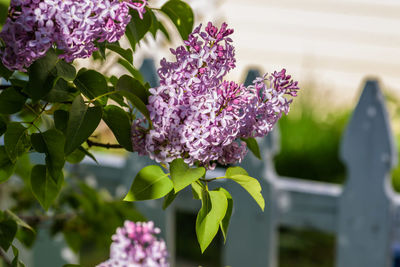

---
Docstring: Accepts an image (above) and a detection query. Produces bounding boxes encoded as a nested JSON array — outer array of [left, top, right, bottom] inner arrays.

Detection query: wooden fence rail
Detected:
[[25, 60, 400, 266]]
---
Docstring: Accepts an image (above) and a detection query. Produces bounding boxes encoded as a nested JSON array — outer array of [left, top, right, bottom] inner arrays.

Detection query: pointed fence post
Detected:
[[223, 69, 279, 267], [336, 80, 398, 267]]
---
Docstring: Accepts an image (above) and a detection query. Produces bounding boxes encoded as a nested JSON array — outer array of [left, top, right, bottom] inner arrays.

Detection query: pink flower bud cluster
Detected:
[[97, 221, 169, 267], [132, 22, 300, 169], [0, 0, 147, 71]]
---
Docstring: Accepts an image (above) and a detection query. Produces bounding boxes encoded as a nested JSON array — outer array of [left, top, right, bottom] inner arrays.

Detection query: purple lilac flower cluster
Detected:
[[97, 221, 169, 267], [131, 22, 300, 169], [0, 0, 147, 71]]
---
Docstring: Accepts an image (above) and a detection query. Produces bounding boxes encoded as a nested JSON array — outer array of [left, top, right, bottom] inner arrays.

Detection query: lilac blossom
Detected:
[[131, 22, 300, 169], [0, 0, 148, 71], [97, 221, 169, 267]]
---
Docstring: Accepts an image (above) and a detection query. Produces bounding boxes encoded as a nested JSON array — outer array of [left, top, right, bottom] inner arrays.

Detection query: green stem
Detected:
[[88, 91, 119, 103], [200, 176, 225, 183], [0, 248, 12, 267]]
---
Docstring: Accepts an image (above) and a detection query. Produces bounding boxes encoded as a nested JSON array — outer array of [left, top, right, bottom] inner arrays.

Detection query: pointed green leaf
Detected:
[[117, 90, 150, 122], [43, 129, 65, 179], [162, 189, 177, 210], [32, 129, 65, 181], [218, 188, 233, 243], [0, 219, 17, 250], [103, 105, 133, 151], [161, 0, 194, 40], [4, 122, 30, 162], [117, 75, 148, 104], [117, 58, 145, 83], [0, 146, 16, 183], [74, 70, 109, 105], [78, 146, 98, 164], [226, 166, 248, 176], [64, 95, 103, 155], [196, 189, 228, 253], [0, 116, 6, 136], [30, 164, 63, 210], [241, 137, 261, 159], [0, 87, 27, 114], [170, 158, 205, 193], [225, 167, 265, 211], [106, 43, 133, 63], [55, 60, 76, 81], [124, 165, 173, 201], [44, 78, 77, 103], [11, 245, 26, 267], [125, 8, 152, 51], [5, 210, 34, 233], [65, 148, 85, 164], [191, 180, 203, 200], [0, 59, 13, 80], [26, 49, 58, 101], [148, 9, 159, 38], [54, 110, 69, 133]]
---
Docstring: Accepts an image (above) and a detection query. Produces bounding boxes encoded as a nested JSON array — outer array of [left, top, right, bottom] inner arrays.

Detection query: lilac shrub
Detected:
[[97, 221, 169, 267], [0, 0, 147, 71], [131, 22, 299, 169]]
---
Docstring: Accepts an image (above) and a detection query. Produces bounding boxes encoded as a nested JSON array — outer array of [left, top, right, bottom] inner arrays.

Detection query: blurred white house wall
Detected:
[[217, 0, 400, 106]]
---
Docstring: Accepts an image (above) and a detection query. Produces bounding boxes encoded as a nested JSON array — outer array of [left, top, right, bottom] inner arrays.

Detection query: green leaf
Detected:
[[148, 9, 159, 38], [218, 188, 233, 243], [74, 70, 109, 105], [4, 122, 30, 162], [0, 146, 16, 183], [32, 129, 65, 181], [117, 75, 148, 104], [30, 164, 63, 211], [64, 95, 103, 155], [26, 49, 58, 101], [225, 167, 265, 211], [125, 8, 152, 51], [0, 87, 27, 114], [55, 60, 76, 81], [241, 137, 262, 159], [0, 219, 17, 250], [117, 90, 150, 122], [161, 0, 194, 40], [44, 78, 77, 103], [158, 21, 171, 41], [5, 210, 34, 233], [106, 43, 133, 63], [0, 116, 6, 136], [170, 158, 205, 193], [124, 165, 173, 201], [117, 58, 145, 83], [11, 245, 26, 267], [54, 110, 69, 133], [191, 180, 203, 200], [196, 189, 228, 253], [0, 59, 13, 80], [78, 146, 98, 164], [65, 148, 85, 164], [162, 190, 177, 210], [103, 105, 133, 151]]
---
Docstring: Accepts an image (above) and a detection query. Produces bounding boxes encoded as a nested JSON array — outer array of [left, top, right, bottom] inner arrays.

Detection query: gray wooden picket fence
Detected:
[[30, 60, 400, 267]]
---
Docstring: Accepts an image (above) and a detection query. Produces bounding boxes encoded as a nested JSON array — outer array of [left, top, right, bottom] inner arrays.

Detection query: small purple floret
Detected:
[[97, 221, 169, 267]]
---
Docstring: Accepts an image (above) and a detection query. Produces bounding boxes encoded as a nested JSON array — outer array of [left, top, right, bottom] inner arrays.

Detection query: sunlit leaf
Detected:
[[161, 0, 194, 40], [124, 165, 173, 201], [170, 158, 205, 193]]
